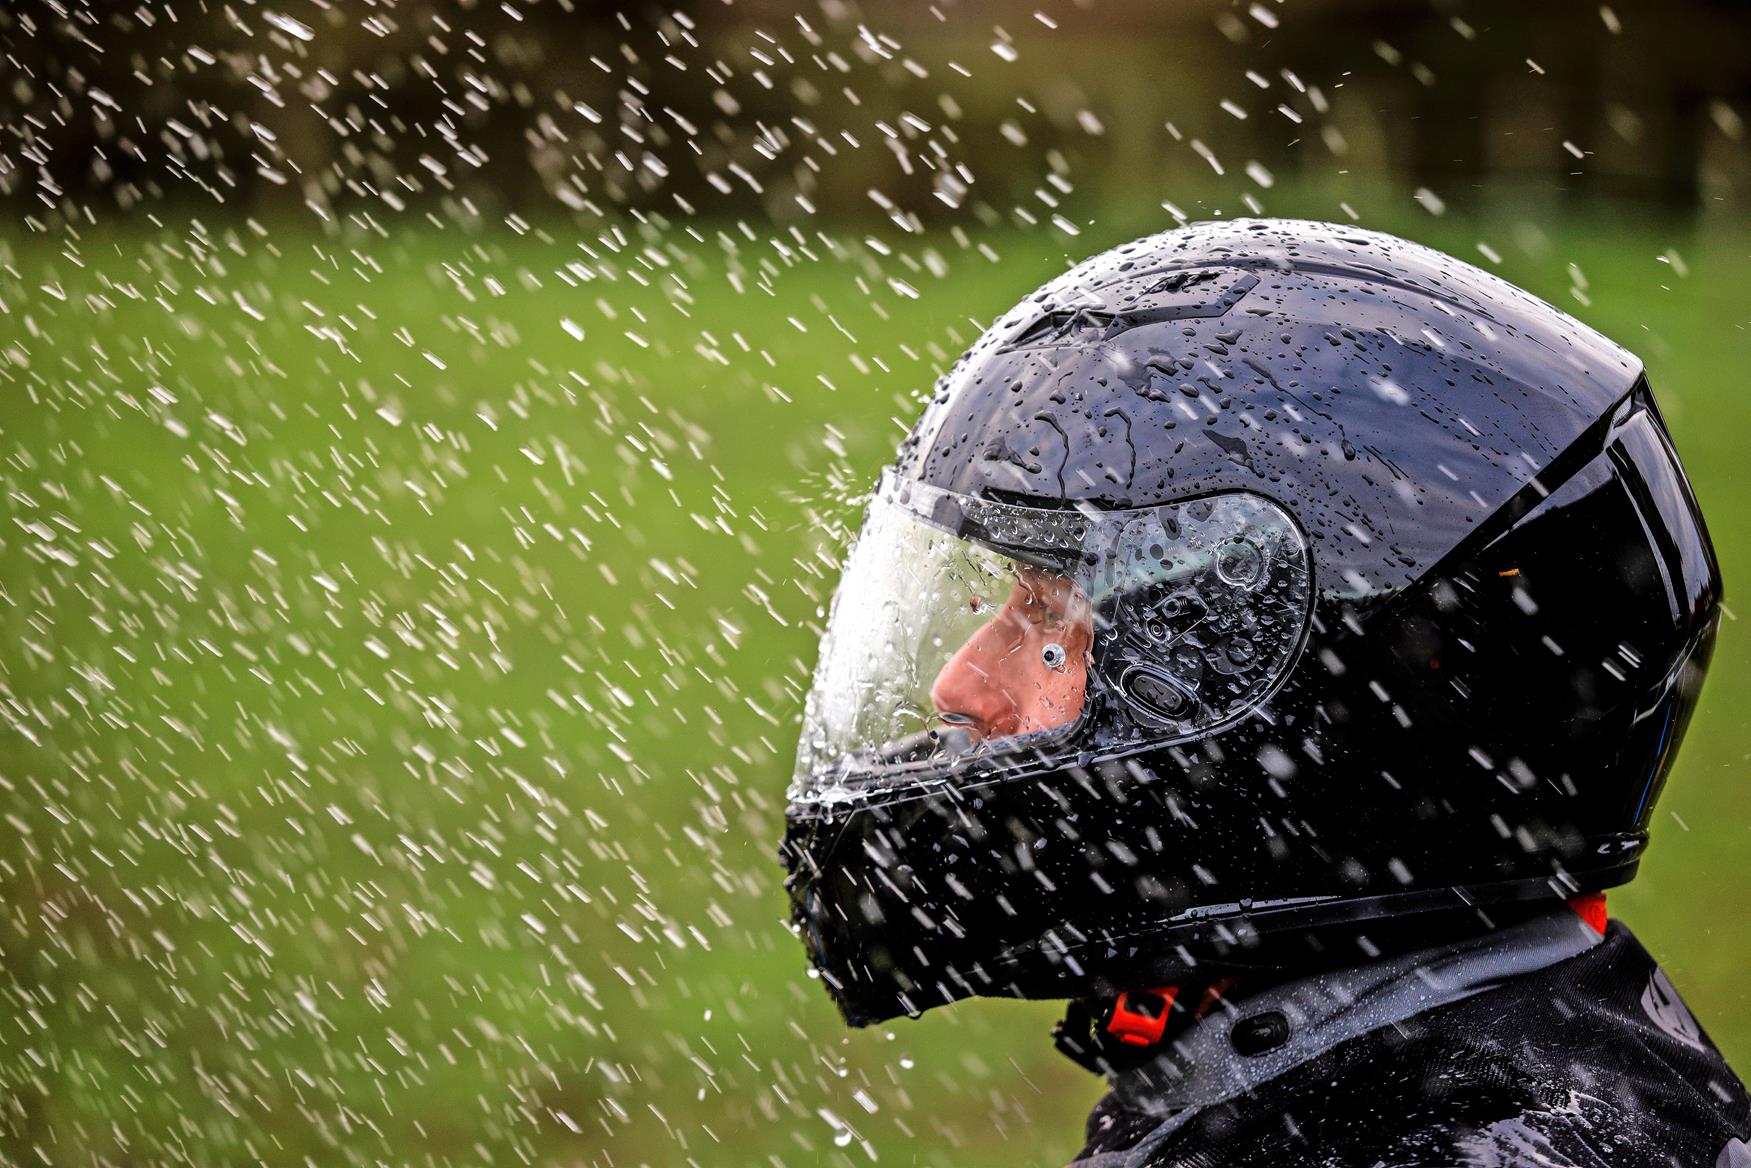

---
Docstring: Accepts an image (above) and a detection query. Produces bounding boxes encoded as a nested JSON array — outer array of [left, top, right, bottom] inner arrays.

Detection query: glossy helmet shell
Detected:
[[781, 218, 1721, 1026]]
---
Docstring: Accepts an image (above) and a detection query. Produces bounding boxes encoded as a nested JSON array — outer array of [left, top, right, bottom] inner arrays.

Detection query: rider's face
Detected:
[[930, 564, 1094, 744]]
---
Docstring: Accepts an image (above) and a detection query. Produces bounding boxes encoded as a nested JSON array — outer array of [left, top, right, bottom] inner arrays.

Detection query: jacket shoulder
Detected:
[[1369, 1109, 1715, 1168], [1352, 924, 1751, 1168], [1116, 925, 1750, 1168]]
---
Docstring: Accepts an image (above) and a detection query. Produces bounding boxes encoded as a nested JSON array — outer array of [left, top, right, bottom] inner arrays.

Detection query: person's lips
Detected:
[[937, 709, 985, 742]]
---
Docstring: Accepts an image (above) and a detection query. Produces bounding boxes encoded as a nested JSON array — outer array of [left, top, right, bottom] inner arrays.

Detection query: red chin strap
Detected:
[[1568, 891, 1608, 935], [1104, 979, 1236, 1049]]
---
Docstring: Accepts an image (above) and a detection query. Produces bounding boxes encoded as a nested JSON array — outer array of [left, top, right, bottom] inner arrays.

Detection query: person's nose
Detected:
[[930, 619, 1021, 737]]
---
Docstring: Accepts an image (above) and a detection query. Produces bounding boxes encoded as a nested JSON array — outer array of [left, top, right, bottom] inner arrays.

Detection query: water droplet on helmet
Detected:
[[1216, 538, 1265, 587]]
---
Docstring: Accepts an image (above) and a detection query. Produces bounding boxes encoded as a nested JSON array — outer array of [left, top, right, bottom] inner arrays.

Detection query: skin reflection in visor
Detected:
[[930, 563, 1094, 746]]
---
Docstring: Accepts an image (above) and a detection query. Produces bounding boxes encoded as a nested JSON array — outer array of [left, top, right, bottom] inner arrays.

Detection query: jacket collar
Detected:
[[1110, 908, 1604, 1120]]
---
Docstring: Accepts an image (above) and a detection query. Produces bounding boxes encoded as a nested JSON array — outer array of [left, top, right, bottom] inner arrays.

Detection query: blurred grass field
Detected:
[[1, 194, 1748, 1166]]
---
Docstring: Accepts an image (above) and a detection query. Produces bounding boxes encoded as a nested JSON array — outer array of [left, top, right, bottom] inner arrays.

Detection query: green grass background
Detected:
[[1, 191, 1748, 1165]]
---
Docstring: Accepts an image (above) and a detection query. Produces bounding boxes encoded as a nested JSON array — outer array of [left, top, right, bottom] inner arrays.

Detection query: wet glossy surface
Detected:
[[782, 220, 1721, 1027]]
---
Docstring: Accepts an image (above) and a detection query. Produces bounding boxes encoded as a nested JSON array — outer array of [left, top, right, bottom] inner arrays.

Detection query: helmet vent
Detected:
[[1006, 267, 1258, 349]]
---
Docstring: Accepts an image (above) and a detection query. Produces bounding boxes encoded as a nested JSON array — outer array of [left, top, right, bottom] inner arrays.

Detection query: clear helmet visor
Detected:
[[792, 474, 1312, 804]]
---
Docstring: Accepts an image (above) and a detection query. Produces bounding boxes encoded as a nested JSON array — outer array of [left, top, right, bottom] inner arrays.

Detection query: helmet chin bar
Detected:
[[780, 219, 1721, 1027]]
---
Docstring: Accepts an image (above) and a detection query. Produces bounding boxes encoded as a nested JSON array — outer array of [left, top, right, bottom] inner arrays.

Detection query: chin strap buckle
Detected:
[[1105, 986, 1179, 1047], [1053, 985, 1186, 1075]]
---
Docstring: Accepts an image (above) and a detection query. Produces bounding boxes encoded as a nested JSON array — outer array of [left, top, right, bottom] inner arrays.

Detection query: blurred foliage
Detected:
[[3, 0, 1749, 227], [2, 0, 1750, 1165]]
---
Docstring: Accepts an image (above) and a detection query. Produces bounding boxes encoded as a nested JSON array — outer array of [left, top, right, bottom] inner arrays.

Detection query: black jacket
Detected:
[[1071, 916, 1750, 1167]]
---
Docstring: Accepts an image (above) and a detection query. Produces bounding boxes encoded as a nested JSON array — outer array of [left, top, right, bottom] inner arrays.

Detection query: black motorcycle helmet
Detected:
[[780, 218, 1721, 1027]]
